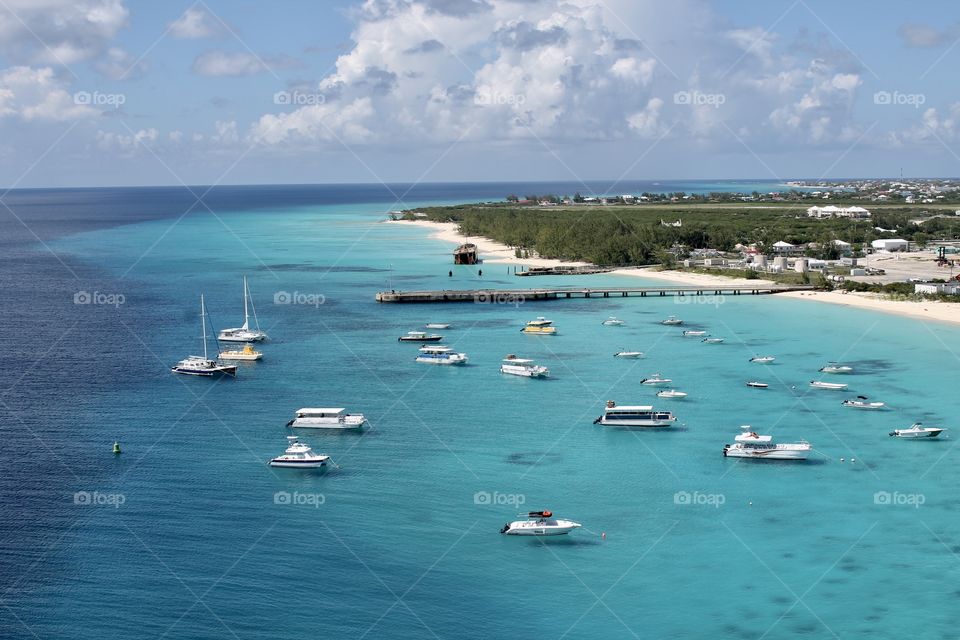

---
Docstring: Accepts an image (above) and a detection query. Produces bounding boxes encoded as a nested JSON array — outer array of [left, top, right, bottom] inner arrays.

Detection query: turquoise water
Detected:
[[9, 193, 960, 639]]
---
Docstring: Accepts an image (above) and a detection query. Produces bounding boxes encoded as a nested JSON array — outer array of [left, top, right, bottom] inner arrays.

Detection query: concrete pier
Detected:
[[375, 285, 815, 303]]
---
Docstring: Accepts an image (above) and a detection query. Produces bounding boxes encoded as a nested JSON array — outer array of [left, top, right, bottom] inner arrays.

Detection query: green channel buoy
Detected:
[[112, 441, 121, 455]]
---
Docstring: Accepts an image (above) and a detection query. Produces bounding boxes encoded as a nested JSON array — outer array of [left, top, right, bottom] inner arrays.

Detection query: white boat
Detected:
[[682, 330, 706, 337], [269, 436, 329, 468], [398, 331, 443, 342], [656, 389, 688, 399], [425, 323, 450, 329], [501, 510, 581, 536], [842, 396, 885, 410], [602, 317, 624, 326], [287, 408, 366, 430], [593, 400, 677, 427], [614, 351, 644, 359], [820, 363, 853, 374], [172, 295, 238, 377], [219, 276, 267, 342], [746, 381, 768, 388], [640, 373, 672, 386], [889, 423, 944, 439], [521, 317, 557, 335], [810, 380, 848, 390], [723, 427, 811, 460], [415, 345, 468, 365], [702, 337, 725, 344], [749, 356, 776, 364], [218, 343, 263, 361], [500, 354, 549, 378], [661, 316, 683, 325]]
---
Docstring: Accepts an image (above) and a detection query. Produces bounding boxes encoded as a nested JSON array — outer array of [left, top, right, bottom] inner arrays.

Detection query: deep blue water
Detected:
[[2, 182, 959, 639]]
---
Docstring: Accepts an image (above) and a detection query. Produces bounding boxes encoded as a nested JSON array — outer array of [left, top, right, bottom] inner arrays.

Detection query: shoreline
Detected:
[[387, 219, 960, 327]]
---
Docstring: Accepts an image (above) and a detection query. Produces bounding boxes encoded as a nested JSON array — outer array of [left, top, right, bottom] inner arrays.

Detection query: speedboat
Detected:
[[640, 373, 672, 386], [614, 350, 644, 358], [890, 423, 944, 439], [657, 389, 688, 399], [521, 317, 557, 335], [219, 276, 268, 342], [269, 436, 329, 468], [287, 408, 366, 430], [501, 511, 581, 536], [682, 330, 706, 337], [500, 354, 549, 378], [602, 317, 624, 326], [661, 316, 683, 325], [415, 345, 468, 365], [172, 295, 238, 377], [810, 380, 848, 390], [399, 331, 443, 342], [218, 343, 263, 361], [749, 356, 776, 364], [820, 363, 853, 374], [593, 400, 677, 427], [746, 381, 769, 388], [842, 396, 885, 410], [425, 323, 450, 329], [723, 427, 811, 460], [702, 337, 725, 344]]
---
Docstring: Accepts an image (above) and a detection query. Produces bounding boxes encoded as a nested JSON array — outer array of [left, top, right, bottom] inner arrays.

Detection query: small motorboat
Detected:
[[810, 380, 848, 390], [682, 330, 706, 337], [657, 389, 688, 399], [269, 436, 329, 468], [640, 373, 672, 386], [820, 363, 853, 374], [749, 356, 776, 364], [746, 381, 768, 388], [702, 337, 725, 344], [425, 323, 450, 329], [723, 426, 811, 460], [889, 423, 944, 439], [842, 396, 885, 410], [614, 350, 644, 359], [522, 317, 557, 335], [399, 331, 443, 342], [416, 345, 468, 365], [661, 316, 683, 325], [218, 343, 263, 361], [500, 511, 581, 536], [500, 354, 549, 378], [602, 317, 624, 326]]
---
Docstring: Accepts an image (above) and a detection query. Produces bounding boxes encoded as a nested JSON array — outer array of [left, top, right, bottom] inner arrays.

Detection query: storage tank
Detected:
[[794, 258, 809, 273]]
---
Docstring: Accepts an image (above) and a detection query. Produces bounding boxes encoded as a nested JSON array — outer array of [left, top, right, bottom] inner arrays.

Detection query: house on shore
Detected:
[[806, 205, 871, 219]]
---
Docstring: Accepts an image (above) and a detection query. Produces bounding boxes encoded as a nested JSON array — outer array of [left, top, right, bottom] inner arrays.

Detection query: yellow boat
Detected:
[[218, 343, 263, 361], [521, 317, 558, 335]]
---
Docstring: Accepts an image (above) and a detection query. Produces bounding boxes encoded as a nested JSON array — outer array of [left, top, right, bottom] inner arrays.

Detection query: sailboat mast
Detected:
[[242, 276, 250, 330], [201, 294, 208, 360]]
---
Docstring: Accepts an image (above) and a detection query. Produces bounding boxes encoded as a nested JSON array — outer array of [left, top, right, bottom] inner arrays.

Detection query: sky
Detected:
[[1, 0, 959, 187]]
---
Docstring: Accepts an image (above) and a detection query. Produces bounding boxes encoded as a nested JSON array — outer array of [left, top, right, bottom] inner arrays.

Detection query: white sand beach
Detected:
[[388, 219, 960, 326]]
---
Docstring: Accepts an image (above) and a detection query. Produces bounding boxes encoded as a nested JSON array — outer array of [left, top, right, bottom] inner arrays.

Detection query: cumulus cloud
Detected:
[[0, 66, 97, 121], [96, 127, 158, 153], [168, 7, 223, 39], [0, 0, 129, 65]]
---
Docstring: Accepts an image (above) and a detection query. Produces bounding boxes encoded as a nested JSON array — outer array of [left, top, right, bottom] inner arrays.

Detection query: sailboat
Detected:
[[218, 276, 267, 342], [172, 295, 238, 377]]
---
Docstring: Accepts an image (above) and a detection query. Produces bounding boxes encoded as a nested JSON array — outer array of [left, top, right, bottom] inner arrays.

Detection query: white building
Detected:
[[871, 239, 908, 252], [772, 240, 797, 254], [915, 282, 960, 295], [806, 205, 871, 219]]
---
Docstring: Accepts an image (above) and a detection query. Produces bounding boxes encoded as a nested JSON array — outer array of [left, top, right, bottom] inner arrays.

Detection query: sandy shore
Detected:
[[388, 219, 960, 326]]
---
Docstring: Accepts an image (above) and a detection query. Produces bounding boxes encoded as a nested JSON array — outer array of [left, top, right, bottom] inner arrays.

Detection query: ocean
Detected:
[[1, 181, 957, 639]]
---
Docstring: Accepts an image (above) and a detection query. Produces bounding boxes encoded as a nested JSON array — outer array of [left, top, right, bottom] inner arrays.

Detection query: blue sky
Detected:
[[1, 0, 959, 187]]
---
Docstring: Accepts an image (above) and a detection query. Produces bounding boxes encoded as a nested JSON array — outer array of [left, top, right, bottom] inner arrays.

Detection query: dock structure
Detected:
[[375, 285, 816, 303]]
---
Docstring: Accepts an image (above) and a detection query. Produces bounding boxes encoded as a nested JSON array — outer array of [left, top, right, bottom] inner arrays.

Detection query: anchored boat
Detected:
[[172, 295, 238, 377], [500, 511, 581, 536], [219, 276, 267, 342], [269, 436, 329, 468], [594, 400, 677, 428], [723, 427, 811, 460], [500, 354, 549, 378], [287, 408, 366, 430], [415, 345, 468, 365], [521, 317, 557, 335], [889, 423, 944, 439]]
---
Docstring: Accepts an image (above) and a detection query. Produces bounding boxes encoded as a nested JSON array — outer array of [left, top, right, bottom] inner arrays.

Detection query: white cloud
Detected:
[[96, 127, 158, 153], [93, 46, 146, 79], [0, 0, 129, 65], [192, 50, 298, 77], [0, 66, 97, 121], [168, 7, 222, 39]]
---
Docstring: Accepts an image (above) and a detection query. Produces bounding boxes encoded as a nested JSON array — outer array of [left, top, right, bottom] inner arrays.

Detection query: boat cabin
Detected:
[[453, 243, 479, 265]]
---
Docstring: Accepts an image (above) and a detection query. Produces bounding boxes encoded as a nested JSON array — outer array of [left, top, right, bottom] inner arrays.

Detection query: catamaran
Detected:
[[286, 408, 366, 430], [593, 400, 677, 428], [499, 355, 549, 378], [172, 295, 238, 377], [218, 343, 263, 361], [415, 345, 468, 365], [219, 276, 267, 342], [521, 317, 557, 335]]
